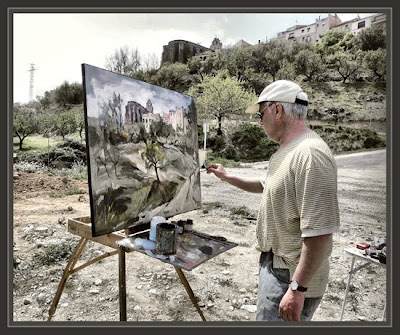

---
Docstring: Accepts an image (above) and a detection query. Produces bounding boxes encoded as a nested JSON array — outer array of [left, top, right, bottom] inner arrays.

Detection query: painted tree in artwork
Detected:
[[141, 140, 165, 182]]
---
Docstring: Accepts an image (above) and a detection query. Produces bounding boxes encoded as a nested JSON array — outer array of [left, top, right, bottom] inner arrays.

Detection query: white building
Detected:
[[333, 13, 386, 35], [275, 13, 386, 43]]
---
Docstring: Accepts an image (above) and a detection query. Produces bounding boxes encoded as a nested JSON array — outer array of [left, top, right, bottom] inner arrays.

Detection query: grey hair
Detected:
[[279, 91, 308, 120]]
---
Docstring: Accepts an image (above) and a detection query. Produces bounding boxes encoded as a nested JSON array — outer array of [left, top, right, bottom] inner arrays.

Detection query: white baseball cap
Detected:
[[245, 80, 308, 114]]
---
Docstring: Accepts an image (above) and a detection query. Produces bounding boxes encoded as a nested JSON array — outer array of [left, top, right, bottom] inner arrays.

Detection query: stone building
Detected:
[[210, 37, 223, 51], [161, 40, 210, 65]]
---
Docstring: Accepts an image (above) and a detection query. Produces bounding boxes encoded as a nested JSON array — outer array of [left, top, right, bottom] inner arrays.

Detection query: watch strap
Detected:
[[291, 280, 308, 292]]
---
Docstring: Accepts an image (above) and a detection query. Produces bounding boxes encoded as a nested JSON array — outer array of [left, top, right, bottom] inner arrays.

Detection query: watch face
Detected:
[[290, 281, 299, 290]]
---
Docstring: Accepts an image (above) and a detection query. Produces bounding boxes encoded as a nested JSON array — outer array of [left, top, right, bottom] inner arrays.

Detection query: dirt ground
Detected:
[[12, 149, 387, 323]]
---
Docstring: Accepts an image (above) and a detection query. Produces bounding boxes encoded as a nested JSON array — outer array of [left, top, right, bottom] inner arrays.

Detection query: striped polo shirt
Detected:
[[256, 129, 340, 297]]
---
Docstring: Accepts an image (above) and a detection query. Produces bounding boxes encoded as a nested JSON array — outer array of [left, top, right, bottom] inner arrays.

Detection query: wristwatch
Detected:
[[290, 280, 308, 292]]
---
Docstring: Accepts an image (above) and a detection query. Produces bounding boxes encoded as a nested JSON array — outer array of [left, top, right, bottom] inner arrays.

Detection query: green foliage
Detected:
[[320, 28, 348, 51], [13, 104, 40, 150], [151, 62, 192, 93], [49, 187, 86, 198], [228, 123, 279, 161], [188, 70, 256, 135], [262, 40, 286, 81], [327, 50, 364, 83], [36, 90, 53, 110], [310, 125, 385, 153], [224, 47, 251, 80], [32, 241, 77, 265], [294, 49, 326, 81], [54, 81, 83, 108], [53, 110, 78, 139], [363, 48, 386, 81], [141, 140, 165, 182], [354, 25, 386, 51], [275, 59, 297, 81]]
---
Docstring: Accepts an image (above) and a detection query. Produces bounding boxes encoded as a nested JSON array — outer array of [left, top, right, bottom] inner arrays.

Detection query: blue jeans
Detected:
[[256, 251, 322, 321]]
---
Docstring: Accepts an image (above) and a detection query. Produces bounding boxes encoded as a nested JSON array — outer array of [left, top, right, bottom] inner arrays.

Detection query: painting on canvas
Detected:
[[82, 64, 201, 237]]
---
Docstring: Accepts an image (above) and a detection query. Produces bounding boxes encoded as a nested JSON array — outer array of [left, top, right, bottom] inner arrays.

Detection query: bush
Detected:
[[33, 139, 87, 169], [32, 241, 77, 265], [310, 125, 385, 153], [229, 124, 279, 161]]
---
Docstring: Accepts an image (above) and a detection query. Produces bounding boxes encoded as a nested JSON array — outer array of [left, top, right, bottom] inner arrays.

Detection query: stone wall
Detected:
[[161, 40, 210, 65]]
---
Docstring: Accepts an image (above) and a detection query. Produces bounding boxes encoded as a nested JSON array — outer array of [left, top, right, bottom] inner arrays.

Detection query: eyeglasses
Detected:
[[256, 102, 275, 119]]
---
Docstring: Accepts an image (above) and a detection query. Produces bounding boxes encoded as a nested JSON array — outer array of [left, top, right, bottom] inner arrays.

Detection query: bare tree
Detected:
[[105, 45, 142, 76], [142, 52, 160, 71]]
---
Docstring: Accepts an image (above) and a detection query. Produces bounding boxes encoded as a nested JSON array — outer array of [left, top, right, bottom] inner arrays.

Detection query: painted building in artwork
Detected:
[[142, 112, 161, 132], [125, 101, 147, 124], [162, 107, 189, 133]]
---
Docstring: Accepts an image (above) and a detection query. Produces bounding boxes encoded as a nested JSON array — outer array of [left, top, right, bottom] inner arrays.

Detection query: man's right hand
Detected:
[[206, 163, 228, 181], [206, 163, 264, 193]]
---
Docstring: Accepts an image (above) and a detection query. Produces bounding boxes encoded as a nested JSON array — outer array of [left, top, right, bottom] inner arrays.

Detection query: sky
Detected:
[[13, 12, 377, 104]]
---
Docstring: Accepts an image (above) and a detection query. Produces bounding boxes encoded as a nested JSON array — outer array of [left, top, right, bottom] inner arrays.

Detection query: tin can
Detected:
[[155, 222, 177, 255]]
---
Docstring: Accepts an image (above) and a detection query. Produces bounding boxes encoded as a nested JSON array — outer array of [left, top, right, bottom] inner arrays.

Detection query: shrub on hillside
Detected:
[[310, 125, 385, 153]]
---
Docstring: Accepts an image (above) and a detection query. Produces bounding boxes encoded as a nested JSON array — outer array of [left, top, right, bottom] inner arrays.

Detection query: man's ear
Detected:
[[275, 104, 283, 119]]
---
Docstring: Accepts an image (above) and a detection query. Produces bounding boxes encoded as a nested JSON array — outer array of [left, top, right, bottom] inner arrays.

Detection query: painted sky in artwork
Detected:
[[84, 65, 193, 120]]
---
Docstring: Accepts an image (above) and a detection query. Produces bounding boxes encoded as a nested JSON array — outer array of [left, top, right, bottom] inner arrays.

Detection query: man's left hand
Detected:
[[279, 289, 305, 321]]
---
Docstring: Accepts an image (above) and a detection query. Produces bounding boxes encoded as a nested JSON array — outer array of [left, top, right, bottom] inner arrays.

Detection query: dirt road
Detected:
[[12, 149, 387, 322]]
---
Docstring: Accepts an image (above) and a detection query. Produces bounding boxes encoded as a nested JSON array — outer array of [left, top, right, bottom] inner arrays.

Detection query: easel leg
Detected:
[[118, 246, 127, 321], [48, 237, 88, 321], [340, 256, 355, 321], [174, 266, 206, 322]]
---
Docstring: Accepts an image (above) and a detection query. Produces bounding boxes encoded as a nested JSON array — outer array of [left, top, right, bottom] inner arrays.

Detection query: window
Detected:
[[307, 27, 310, 32], [302, 29, 305, 33], [358, 21, 366, 29]]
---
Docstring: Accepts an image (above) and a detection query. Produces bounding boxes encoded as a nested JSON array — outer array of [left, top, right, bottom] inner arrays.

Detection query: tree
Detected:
[[151, 62, 192, 93], [328, 51, 364, 83], [248, 40, 286, 81], [141, 52, 160, 72], [363, 48, 386, 81], [225, 48, 251, 80], [105, 45, 141, 76], [69, 105, 85, 141], [141, 140, 165, 182], [36, 91, 52, 110], [354, 25, 386, 51], [188, 70, 257, 135], [294, 49, 326, 81], [53, 110, 77, 140], [13, 104, 40, 150], [54, 81, 83, 108]]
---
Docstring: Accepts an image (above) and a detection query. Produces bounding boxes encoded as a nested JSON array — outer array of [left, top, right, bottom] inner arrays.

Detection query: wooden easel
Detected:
[[47, 217, 206, 322]]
